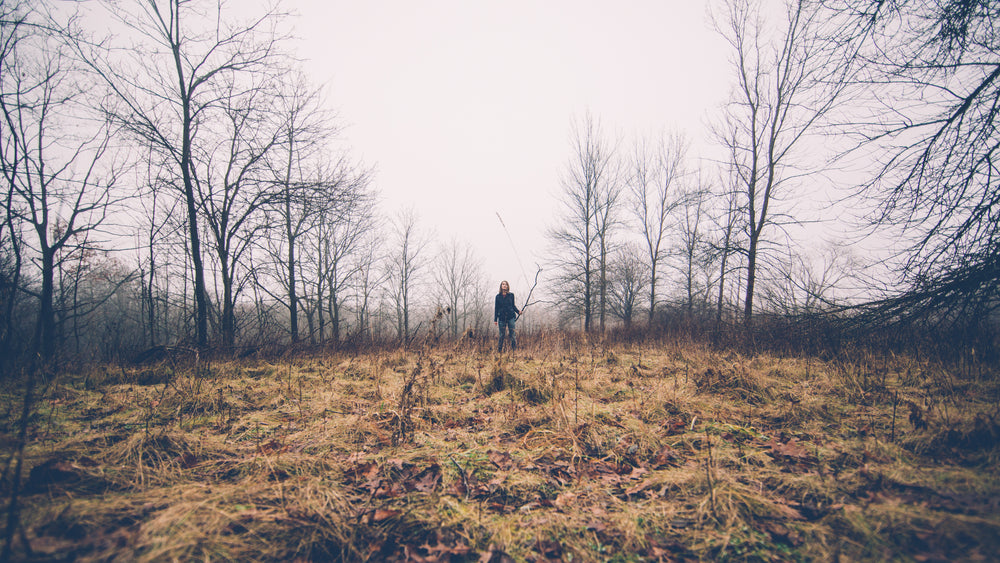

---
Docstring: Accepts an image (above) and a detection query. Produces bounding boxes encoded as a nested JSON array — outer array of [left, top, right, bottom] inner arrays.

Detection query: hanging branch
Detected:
[[518, 264, 542, 319]]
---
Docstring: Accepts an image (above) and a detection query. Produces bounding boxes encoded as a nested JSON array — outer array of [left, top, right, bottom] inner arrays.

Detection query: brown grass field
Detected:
[[2, 334, 999, 561]]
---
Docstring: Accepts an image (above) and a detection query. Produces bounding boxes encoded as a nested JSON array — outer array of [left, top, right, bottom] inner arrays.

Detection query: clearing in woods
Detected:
[[3, 335, 999, 561]]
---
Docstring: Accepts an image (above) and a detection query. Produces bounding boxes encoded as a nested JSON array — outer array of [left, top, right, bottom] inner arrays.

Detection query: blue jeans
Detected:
[[498, 317, 517, 351]]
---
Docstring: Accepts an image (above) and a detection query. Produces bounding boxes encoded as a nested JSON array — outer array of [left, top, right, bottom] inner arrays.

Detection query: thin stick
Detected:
[[519, 265, 542, 316], [495, 212, 530, 285], [449, 455, 471, 500], [496, 212, 542, 318]]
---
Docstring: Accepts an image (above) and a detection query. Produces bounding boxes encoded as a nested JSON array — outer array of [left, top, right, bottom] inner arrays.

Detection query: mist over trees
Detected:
[[1, 0, 996, 370]]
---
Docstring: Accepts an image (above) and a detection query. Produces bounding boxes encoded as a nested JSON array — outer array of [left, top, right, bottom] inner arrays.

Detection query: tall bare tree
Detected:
[[595, 155, 623, 333], [133, 149, 180, 348], [548, 113, 618, 332], [0, 0, 33, 363], [627, 132, 686, 324], [714, 0, 846, 324], [607, 243, 648, 329], [711, 169, 744, 324], [264, 75, 334, 343], [308, 159, 375, 345], [77, 0, 286, 347], [196, 73, 282, 349], [385, 208, 429, 344], [351, 233, 382, 343], [673, 180, 713, 317], [1, 3, 123, 359]]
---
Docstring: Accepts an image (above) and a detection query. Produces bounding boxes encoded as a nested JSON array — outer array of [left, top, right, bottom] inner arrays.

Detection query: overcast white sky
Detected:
[[288, 1, 732, 293]]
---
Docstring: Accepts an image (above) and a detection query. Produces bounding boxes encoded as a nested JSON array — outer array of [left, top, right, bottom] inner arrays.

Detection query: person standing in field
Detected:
[[494, 280, 521, 352]]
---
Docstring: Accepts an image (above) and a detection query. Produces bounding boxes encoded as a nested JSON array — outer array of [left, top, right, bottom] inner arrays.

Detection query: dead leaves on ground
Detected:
[[336, 422, 834, 523]]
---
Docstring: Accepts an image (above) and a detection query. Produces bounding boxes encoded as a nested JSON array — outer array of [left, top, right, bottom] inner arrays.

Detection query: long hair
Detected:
[[498, 280, 509, 294]]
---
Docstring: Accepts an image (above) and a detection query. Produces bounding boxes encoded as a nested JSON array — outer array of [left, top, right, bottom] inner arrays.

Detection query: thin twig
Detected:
[[519, 265, 543, 316], [449, 455, 470, 500]]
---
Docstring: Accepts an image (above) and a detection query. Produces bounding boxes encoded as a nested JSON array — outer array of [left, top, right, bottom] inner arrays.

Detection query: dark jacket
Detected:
[[495, 292, 520, 322]]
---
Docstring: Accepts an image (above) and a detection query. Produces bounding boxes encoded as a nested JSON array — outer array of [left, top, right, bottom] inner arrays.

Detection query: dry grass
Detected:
[[2, 338, 999, 561]]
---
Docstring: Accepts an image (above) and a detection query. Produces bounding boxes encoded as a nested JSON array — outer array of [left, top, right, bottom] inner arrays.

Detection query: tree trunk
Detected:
[[717, 205, 734, 325], [744, 235, 758, 325], [171, 6, 209, 349], [1, 233, 22, 361], [304, 303, 314, 344], [221, 260, 234, 350], [716, 250, 729, 324], [284, 135, 298, 343], [331, 285, 340, 344], [147, 255, 156, 347], [599, 238, 607, 332], [316, 279, 325, 343], [648, 261, 657, 325], [37, 247, 55, 359], [584, 220, 592, 332], [181, 117, 208, 348]]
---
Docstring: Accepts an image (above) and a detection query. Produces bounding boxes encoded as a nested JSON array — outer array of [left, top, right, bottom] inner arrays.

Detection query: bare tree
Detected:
[[0, 0, 33, 362], [548, 113, 618, 332], [1, 4, 124, 359], [595, 155, 623, 333], [264, 74, 335, 343], [196, 73, 282, 349], [385, 208, 430, 344], [607, 243, 649, 329], [672, 180, 713, 317], [710, 169, 744, 324], [762, 244, 856, 315], [627, 132, 687, 324], [308, 160, 376, 345], [76, 0, 287, 347], [133, 150, 180, 348], [433, 238, 483, 339], [351, 233, 382, 343], [714, 0, 846, 325], [0, 184, 23, 361]]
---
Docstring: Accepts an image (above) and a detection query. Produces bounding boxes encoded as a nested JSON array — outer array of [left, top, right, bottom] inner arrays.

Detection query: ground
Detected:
[[2, 335, 998, 561]]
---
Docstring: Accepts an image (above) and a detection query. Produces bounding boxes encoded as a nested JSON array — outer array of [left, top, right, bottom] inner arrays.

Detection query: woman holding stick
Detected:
[[494, 280, 521, 352]]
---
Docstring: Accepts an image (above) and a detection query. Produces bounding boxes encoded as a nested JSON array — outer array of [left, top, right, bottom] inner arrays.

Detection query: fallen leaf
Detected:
[[488, 450, 517, 471], [479, 544, 515, 563], [625, 478, 657, 496], [554, 491, 576, 509], [652, 444, 682, 468], [407, 464, 441, 493], [534, 539, 563, 559], [371, 508, 401, 522], [628, 466, 649, 480], [767, 437, 809, 459], [663, 418, 687, 436], [346, 461, 379, 482], [772, 501, 805, 520]]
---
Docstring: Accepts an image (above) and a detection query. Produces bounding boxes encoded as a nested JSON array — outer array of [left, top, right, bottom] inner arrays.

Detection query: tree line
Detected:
[[0, 0, 490, 368], [547, 0, 998, 358], [2, 0, 996, 369]]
